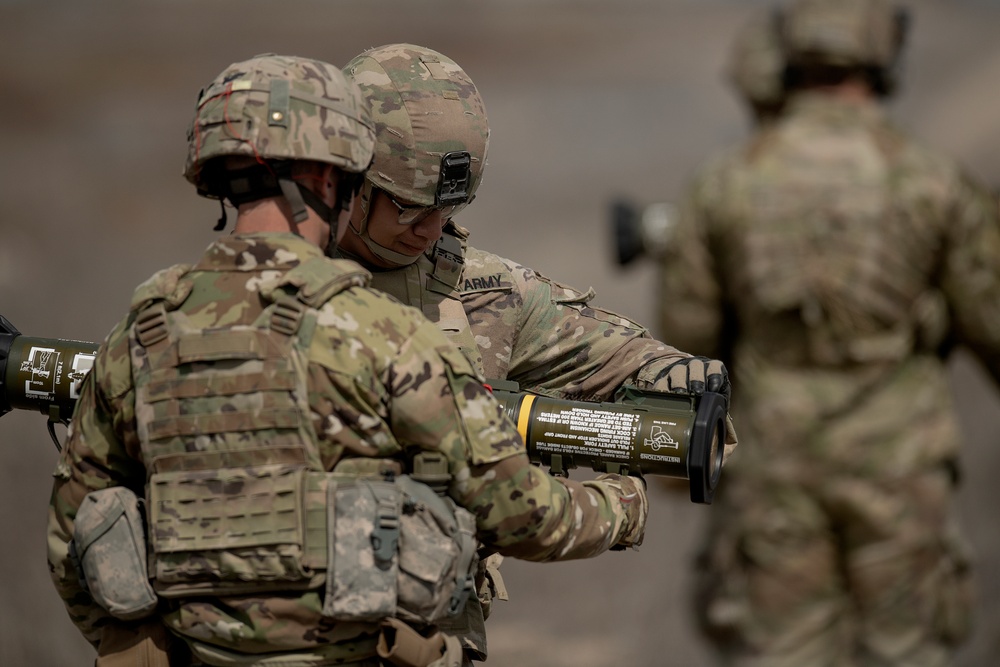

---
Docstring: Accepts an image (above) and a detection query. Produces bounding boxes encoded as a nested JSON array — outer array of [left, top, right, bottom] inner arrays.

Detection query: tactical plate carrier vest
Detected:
[[118, 257, 477, 627]]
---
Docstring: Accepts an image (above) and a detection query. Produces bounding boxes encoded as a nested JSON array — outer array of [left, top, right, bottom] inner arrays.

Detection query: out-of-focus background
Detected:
[[2, 1, 998, 665]]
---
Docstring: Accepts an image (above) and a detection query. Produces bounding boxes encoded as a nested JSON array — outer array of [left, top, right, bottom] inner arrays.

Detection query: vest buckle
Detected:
[[135, 304, 168, 347], [271, 296, 305, 336]]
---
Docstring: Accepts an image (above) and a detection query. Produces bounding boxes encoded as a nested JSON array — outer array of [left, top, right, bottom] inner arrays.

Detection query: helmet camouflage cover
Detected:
[[344, 44, 489, 211], [728, 11, 786, 118], [780, 0, 905, 71], [184, 53, 376, 198]]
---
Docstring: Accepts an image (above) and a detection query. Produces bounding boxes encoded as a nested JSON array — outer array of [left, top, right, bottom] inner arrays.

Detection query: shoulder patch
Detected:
[[459, 247, 514, 295]]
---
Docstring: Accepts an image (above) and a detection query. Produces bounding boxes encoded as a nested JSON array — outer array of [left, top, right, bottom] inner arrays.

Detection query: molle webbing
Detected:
[[131, 257, 367, 472], [149, 467, 334, 593], [131, 291, 328, 597], [151, 465, 304, 554], [150, 465, 477, 627], [135, 323, 316, 471]]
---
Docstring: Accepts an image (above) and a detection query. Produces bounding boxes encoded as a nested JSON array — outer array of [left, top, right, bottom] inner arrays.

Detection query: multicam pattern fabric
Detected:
[[658, 92, 1000, 665], [184, 54, 376, 193], [342, 42, 736, 662], [47, 233, 647, 664], [356, 220, 737, 658], [367, 223, 737, 449], [344, 44, 489, 208], [782, 0, 903, 70]]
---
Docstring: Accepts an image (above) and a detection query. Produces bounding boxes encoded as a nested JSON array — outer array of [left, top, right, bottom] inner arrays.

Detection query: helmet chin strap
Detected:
[[348, 182, 422, 267], [277, 174, 343, 258], [214, 162, 346, 256]]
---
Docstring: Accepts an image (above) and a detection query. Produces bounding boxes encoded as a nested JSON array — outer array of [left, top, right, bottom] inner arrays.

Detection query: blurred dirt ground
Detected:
[[1, 1, 999, 665]]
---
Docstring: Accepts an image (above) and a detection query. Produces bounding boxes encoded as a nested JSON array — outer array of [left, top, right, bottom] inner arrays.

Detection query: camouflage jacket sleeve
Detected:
[[941, 174, 1000, 387], [307, 291, 648, 561], [46, 317, 144, 647], [438, 370, 648, 560], [482, 253, 692, 402], [656, 157, 731, 362]]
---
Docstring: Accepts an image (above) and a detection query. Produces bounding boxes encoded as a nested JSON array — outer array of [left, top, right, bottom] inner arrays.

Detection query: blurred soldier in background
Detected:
[[656, 0, 1000, 665], [46, 53, 649, 667], [338, 43, 738, 664]]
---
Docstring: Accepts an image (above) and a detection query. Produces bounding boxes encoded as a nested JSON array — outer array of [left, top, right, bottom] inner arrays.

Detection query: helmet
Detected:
[[779, 0, 908, 93], [727, 11, 786, 121], [343, 44, 489, 266], [184, 53, 376, 229]]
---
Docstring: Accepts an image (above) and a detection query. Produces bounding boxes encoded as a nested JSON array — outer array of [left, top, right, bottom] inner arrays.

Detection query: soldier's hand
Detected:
[[594, 473, 648, 549], [655, 356, 731, 406]]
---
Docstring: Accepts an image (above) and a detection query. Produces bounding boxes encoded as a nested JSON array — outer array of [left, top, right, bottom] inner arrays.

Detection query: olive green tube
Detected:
[[1, 315, 99, 421], [487, 381, 724, 504], [0, 316, 726, 503]]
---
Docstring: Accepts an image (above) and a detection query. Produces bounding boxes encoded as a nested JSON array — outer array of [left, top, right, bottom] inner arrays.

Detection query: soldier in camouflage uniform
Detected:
[[336, 43, 739, 663], [657, 1, 1000, 665], [46, 54, 649, 667]]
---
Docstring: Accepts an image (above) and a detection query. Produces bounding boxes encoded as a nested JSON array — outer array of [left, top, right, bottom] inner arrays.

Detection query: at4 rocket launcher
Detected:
[[0, 315, 98, 449], [486, 379, 725, 504], [0, 315, 726, 504]]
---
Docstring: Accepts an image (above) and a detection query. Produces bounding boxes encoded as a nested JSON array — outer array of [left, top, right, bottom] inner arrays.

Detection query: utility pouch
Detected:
[[73, 486, 158, 620], [322, 474, 478, 625], [323, 478, 401, 621], [395, 475, 477, 624]]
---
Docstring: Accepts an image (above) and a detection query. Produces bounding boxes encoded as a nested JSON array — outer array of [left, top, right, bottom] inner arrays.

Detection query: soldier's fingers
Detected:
[[664, 362, 690, 393], [683, 358, 707, 395], [705, 360, 726, 393]]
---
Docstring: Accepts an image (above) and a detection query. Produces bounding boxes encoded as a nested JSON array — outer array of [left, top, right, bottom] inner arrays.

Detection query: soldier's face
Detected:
[[343, 189, 447, 267]]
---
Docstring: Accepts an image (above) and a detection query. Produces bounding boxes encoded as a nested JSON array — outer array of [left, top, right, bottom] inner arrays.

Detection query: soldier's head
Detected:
[[778, 0, 909, 97], [728, 11, 787, 123], [184, 54, 376, 254], [341, 44, 489, 269]]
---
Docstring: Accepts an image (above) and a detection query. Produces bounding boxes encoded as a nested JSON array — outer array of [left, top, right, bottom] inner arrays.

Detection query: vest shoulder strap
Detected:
[[427, 225, 468, 295], [260, 257, 371, 308], [129, 264, 194, 313]]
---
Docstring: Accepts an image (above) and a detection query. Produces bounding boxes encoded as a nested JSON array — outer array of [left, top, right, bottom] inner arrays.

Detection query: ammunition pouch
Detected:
[[148, 467, 478, 626], [73, 486, 158, 621]]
